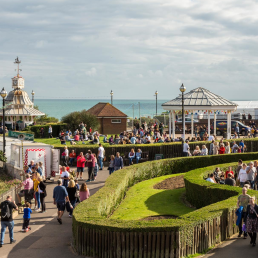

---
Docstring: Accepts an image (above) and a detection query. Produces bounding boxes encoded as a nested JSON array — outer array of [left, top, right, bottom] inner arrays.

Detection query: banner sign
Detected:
[[8, 131, 34, 141]]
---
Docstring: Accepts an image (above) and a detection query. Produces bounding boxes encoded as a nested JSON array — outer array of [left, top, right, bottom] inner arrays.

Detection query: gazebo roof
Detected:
[[162, 87, 238, 110]]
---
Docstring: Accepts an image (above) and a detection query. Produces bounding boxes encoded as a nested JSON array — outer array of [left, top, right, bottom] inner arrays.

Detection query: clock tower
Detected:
[[12, 57, 24, 89]]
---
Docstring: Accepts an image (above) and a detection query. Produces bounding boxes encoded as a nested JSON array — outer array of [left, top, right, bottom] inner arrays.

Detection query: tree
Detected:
[[61, 109, 99, 132]]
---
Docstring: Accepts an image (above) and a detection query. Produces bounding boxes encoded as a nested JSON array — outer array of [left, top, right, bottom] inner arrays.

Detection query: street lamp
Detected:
[[31, 90, 35, 103], [155, 91, 158, 115], [0, 87, 7, 156], [110, 90, 114, 105], [180, 84, 186, 150]]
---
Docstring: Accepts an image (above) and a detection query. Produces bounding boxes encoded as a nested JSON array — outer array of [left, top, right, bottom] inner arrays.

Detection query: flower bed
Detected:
[[0, 172, 21, 196]]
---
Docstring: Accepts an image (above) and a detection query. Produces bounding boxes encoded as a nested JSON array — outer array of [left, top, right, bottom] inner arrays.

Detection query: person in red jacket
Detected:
[[219, 143, 226, 154], [225, 166, 234, 179], [76, 152, 86, 180], [86, 150, 95, 182]]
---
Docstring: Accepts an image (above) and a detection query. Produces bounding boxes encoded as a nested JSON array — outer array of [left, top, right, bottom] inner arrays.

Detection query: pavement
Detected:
[[1, 167, 110, 258], [202, 234, 258, 258]]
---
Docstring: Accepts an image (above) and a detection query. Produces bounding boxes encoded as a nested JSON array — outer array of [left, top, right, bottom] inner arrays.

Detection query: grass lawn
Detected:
[[111, 173, 195, 220]]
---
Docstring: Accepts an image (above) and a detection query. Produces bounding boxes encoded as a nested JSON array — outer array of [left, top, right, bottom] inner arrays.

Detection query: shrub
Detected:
[[61, 109, 99, 132], [27, 123, 67, 138], [73, 152, 258, 231], [73, 153, 258, 257]]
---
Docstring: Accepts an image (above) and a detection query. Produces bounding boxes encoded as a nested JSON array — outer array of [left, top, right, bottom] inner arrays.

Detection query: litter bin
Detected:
[[223, 132, 227, 139]]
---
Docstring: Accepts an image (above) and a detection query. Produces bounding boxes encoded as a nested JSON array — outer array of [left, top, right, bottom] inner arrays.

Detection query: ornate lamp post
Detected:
[[180, 84, 186, 149], [31, 90, 35, 103], [110, 90, 114, 105], [155, 91, 158, 115], [0, 88, 7, 156]]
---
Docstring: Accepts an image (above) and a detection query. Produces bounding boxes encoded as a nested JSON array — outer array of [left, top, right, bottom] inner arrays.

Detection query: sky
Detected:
[[0, 0, 258, 100]]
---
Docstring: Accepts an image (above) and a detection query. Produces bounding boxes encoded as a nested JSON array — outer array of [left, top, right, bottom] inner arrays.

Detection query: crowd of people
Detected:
[[205, 158, 258, 246], [183, 139, 246, 156]]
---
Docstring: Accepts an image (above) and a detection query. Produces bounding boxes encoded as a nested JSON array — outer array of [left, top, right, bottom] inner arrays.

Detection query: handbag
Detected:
[[66, 201, 73, 212], [75, 190, 80, 198], [242, 223, 246, 232]]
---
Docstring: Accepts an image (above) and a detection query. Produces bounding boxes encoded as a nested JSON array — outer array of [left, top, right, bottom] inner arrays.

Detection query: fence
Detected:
[[74, 210, 237, 258]]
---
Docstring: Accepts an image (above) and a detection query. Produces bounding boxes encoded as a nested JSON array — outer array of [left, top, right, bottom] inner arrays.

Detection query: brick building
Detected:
[[87, 102, 127, 134]]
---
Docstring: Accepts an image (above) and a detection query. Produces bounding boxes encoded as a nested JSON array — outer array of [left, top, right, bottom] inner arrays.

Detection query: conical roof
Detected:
[[6, 89, 33, 106], [162, 87, 237, 107]]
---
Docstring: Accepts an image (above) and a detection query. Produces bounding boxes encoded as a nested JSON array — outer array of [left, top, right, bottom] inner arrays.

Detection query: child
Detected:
[[74, 179, 80, 190], [22, 202, 32, 232], [108, 155, 115, 175]]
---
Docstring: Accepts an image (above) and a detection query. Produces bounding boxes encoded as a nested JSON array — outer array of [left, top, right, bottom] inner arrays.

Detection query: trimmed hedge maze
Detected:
[[73, 153, 258, 258]]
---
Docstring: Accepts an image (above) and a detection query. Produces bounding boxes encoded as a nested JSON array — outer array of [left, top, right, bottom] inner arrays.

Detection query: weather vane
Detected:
[[14, 56, 22, 76]]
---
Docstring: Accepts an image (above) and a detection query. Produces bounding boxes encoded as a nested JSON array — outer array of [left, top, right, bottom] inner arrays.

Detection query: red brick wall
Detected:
[[98, 118, 127, 134]]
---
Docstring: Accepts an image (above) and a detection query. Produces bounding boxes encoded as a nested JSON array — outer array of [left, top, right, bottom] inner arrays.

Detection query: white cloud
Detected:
[[0, 0, 258, 100], [85, 67, 97, 77], [35, 40, 48, 49]]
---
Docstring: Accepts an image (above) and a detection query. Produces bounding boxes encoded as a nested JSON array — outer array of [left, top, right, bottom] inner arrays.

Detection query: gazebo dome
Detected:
[[162, 87, 237, 109], [6, 88, 34, 106]]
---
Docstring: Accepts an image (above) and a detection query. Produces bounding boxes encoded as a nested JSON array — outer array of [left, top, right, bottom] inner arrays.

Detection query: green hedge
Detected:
[[26, 123, 67, 138], [73, 152, 258, 234], [55, 137, 258, 161]]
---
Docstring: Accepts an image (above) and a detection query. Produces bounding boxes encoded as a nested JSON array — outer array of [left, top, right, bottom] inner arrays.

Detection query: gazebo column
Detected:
[[227, 111, 231, 139], [214, 112, 217, 136], [208, 111, 211, 136], [191, 112, 194, 138], [169, 111, 171, 138], [229, 111, 231, 139], [172, 111, 176, 139]]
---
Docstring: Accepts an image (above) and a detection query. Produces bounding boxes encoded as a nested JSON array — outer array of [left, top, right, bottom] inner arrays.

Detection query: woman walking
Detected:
[[38, 177, 47, 213], [245, 197, 258, 246], [79, 182, 90, 202], [67, 180, 77, 218], [86, 150, 95, 182]]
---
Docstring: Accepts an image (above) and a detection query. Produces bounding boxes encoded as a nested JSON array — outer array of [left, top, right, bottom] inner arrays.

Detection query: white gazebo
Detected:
[[162, 87, 238, 139], [0, 57, 45, 130]]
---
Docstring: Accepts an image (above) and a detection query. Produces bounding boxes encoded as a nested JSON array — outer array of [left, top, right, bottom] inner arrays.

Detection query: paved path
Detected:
[[202, 234, 257, 258], [1, 168, 110, 258]]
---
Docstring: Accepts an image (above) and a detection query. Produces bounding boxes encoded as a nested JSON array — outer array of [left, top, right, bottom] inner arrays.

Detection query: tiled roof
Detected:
[[87, 102, 127, 117], [162, 87, 238, 107]]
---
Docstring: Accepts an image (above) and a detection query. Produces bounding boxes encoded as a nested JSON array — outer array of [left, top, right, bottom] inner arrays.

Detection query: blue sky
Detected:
[[0, 0, 257, 100]]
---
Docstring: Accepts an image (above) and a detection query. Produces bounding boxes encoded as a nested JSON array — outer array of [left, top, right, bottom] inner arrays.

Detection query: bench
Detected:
[[123, 151, 149, 165]]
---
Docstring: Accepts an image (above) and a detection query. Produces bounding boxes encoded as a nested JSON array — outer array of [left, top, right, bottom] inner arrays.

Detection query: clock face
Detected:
[[19, 80, 24, 86], [13, 80, 18, 86]]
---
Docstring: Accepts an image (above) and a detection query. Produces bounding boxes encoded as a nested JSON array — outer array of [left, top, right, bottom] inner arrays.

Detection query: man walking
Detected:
[[0, 196, 18, 247], [97, 143, 105, 170], [237, 187, 251, 238], [53, 179, 69, 224], [183, 140, 189, 156]]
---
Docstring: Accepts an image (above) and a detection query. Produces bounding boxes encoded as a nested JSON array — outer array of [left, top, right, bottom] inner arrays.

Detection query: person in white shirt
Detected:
[[201, 145, 208, 156], [183, 140, 189, 156], [238, 163, 248, 187], [61, 166, 70, 188], [208, 135, 214, 141], [206, 173, 215, 183], [97, 143, 105, 170]]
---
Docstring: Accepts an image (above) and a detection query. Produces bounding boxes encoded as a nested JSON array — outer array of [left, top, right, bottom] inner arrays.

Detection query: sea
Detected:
[[34, 99, 169, 120]]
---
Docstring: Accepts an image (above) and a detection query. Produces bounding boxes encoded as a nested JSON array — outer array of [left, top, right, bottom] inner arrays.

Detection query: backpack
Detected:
[[1, 201, 11, 219]]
